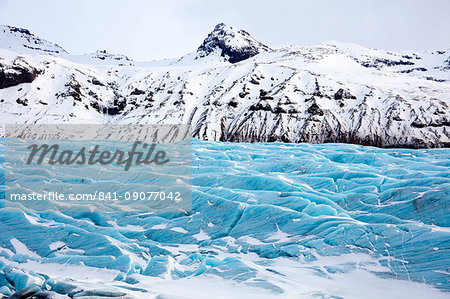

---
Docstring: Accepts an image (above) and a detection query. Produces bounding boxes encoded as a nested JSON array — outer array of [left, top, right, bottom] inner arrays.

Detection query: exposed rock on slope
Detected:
[[0, 25, 66, 54], [0, 59, 40, 89], [196, 23, 270, 63], [0, 24, 449, 148]]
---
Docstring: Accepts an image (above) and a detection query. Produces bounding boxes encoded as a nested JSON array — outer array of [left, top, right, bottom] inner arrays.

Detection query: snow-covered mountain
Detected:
[[0, 26, 66, 55], [0, 24, 449, 148]]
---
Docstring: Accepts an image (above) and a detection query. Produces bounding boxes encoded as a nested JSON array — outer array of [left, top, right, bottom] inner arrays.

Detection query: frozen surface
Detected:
[[0, 139, 449, 298], [1, 24, 449, 148]]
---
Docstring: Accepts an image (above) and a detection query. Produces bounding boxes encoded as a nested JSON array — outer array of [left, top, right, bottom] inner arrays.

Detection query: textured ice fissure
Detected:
[[0, 140, 449, 298]]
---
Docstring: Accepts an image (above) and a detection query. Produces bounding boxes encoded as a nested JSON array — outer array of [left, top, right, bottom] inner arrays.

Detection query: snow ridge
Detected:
[[0, 25, 66, 55]]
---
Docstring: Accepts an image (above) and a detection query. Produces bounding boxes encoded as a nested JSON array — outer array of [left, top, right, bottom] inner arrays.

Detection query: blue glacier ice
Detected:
[[0, 139, 449, 298]]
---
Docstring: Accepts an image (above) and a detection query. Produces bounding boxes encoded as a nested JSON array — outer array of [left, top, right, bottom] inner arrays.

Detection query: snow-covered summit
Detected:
[[72, 50, 135, 66], [0, 25, 67, 55], [196, 23, 270, 63]]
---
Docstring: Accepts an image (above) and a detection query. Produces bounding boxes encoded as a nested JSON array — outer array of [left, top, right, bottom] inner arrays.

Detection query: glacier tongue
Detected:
[[0, 140, 449, 298]]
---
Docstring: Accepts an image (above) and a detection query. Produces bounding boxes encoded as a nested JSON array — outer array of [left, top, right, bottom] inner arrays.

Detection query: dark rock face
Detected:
[[0, 63, 40, 89], [197, 23, 270, 63], [16, 98, 28, 106], [106, 97, 127, 115], [360, 58, 415, 68], [55, 78, 82, 101], [334, 88, 356, 100], [130, 88, 145, 95], [307, 103, 324, 116], [9, 26, 31, 35], [249, 101, 271, 111], [91, 78, 104, 86]]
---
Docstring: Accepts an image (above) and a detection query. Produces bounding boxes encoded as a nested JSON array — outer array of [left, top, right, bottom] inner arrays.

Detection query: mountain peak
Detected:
[[196, 23, 270, 63], [0, 25, 67, 55]]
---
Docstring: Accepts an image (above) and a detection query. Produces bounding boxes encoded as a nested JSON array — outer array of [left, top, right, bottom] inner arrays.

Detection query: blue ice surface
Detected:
[[0, 139, 449, 296]]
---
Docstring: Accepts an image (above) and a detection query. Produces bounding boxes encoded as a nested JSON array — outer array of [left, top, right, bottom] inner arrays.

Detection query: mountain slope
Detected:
[[0, 24, 449, 148], [0, 26, 66, 55]]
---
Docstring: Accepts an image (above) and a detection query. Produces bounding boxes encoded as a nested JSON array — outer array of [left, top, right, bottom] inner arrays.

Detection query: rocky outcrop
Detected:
[[196, 23, 270, 63], [0, 61, 40, 89]]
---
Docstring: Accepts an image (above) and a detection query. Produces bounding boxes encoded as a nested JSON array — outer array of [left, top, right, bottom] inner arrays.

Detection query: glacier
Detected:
[[0, 139, 449, 298]]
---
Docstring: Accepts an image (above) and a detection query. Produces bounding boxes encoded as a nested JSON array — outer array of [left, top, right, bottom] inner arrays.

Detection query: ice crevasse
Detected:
[[0, 139, 449, 298]]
